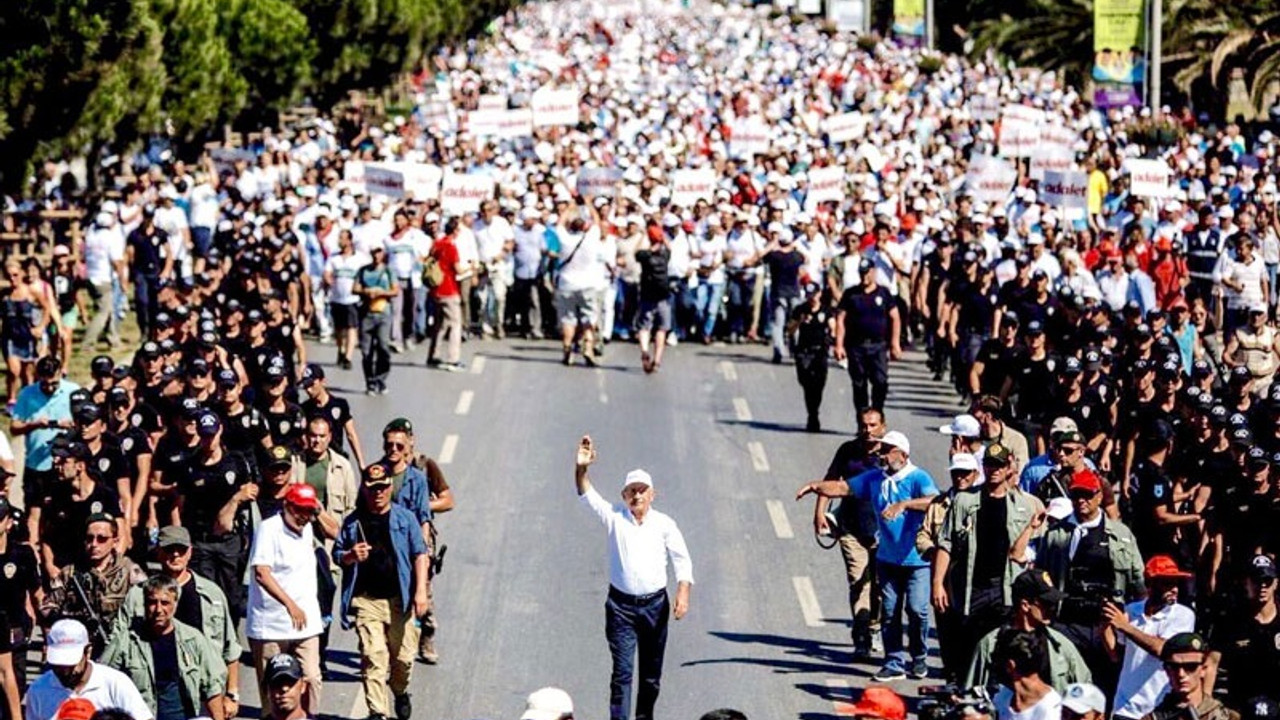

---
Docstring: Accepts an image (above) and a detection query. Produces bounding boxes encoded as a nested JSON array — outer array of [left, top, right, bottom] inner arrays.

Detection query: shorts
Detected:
[[191, 227, 214, 258], [636, 298, 672, 332], [61, 309, 79, 331], [330, 302, 359, 332], [3, 338, 35, 362], [554, 289, 600, 328]]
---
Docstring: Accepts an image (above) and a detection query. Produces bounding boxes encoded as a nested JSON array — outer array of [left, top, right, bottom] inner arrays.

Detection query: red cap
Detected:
[[1154, 236, 1173, 252], [1068, 469, 1103, 494], [1145, 555, 1192, 579], [284, 483, 322, 511], [55, 699, 97, 720], [848, 687, 906, 720]]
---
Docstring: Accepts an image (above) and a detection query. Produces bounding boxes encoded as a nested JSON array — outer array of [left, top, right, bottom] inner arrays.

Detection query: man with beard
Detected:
[[1106, 557, 1197, 720], [23, 619, 152, 720]]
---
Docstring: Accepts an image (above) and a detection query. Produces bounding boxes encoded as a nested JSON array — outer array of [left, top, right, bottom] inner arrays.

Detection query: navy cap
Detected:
[[196, 412, 221, 438], [300, 363, 324, 387], [216, 368, 238, 387], [1232, 366, 1253, 383], [1192, 360, 1213, 378], [1063, 357, 1083, 375], [1135, 323, 1153, 338], [1248, 446, 1270, 466], [265, 364, 287, 380], [1210, 405, 1230, 424], [180, 397, 203, 417], [1026, 320, 1045, 335], [107, 387, 129, 405], [1233, 427, 1255, 446], [90, 355, 114, 378], [139, 341, 162, 358], [247, 309, 265, 324], [1002, 311, 1020, 327], [154, 311, 172, 326], [1230, 412, 1251, 428], [159, 339, 177, 354]]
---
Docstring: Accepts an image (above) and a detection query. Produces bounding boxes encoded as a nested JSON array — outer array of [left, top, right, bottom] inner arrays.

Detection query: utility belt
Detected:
[[609, 586, 666, 605]]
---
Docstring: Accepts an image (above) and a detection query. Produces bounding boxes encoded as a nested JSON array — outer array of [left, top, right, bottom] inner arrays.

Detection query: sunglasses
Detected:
[[86, 534, 114, 544], [1068, 490, 1099, 501], [1163, 660, 1201, 673], [384, 442, 408, 451], [1055, 445, 1085, 455]]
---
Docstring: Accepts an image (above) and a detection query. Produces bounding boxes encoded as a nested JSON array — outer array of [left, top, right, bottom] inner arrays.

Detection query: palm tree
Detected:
[[969, 0, 1093, 88]]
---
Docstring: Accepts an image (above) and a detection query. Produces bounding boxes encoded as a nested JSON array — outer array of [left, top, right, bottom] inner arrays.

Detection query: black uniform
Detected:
[[178, 450, 255, 620], [789, 301, 832, 431], [838, 285, 895, 415]]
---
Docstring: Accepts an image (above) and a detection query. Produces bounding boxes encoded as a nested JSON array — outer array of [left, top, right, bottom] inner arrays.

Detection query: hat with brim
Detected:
[[45, 619, 90, 666]]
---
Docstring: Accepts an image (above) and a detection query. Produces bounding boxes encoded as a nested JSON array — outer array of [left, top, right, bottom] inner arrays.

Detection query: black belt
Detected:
[[609, 586, 666, 605], [190, 530, 237, 543]]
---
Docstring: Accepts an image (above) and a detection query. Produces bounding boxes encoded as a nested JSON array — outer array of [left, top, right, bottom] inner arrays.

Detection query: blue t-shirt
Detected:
[[14, 378, 81, 471], [847, 465, 938, 567]]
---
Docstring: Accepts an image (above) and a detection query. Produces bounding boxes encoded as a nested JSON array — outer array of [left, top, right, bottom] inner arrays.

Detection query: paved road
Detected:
[[236, 337, 963, 720]]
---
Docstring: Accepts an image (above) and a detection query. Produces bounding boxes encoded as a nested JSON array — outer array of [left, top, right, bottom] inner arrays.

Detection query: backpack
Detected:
[[422, 256, 445, 288]]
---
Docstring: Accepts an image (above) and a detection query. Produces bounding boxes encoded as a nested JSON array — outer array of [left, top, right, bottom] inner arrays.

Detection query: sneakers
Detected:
[[806, 416, 821, 433], [870, 633, 884, 655], [394, 693, 412, 720], [772, 349, 783, 364], [909, 657, 929, 679], [442, 362, 465, 373], [873, 664, 906, 681], [418, 634, 439, 665]]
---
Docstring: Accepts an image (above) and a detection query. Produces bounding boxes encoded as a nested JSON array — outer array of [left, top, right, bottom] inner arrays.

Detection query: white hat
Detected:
[[1047, 497, 1074, 521], [521, 687, 574, 720], [939, 414, 981, 438], [1061, 683, 1107, 715], [948, 453, 979, 473], [46, 619, 90, 666], [879, 430, 911, 455], [623, 469, 653, 491]]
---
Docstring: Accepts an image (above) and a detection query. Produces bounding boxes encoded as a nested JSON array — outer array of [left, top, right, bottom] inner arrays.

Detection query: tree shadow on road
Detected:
[[681, 630, 877, 681], [718, 419, 846, 436]]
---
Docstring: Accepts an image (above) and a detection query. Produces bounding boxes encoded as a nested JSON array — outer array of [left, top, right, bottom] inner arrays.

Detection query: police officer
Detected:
[[787, 283, 833, 432], [835, 258, 902, 421]]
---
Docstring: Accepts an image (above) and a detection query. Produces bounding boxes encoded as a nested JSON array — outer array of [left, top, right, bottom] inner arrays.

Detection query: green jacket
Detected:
[[112, 573, 241, 665], [1036, 515, 1146, 602], [964, 624, 1092, 693], [100, 618, 226, 715], [935, 488, 1045, 615]]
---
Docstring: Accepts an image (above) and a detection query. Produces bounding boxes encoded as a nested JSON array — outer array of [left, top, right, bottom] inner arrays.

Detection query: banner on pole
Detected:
[[1124, 159, 1172, 198], [1040, 170, 1089, 210], [531, 88, 581, 127], [1093, 0, 1145, 107], [440, 172, 496, 214], [965, 154, 1018, 205], [670, 169, 716, 208]]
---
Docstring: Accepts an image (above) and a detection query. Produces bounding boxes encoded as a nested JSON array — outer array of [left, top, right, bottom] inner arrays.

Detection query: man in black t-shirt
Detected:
[[635, 237, 672, 373], [0, 498, 38, 715], [35, 436, 125, 576], [835, 260, 901, 417], [750, 229, 806, 364], [787, 285, 833, 432], [300, 364, 364, 468], [1207, 555, 1280, 705]]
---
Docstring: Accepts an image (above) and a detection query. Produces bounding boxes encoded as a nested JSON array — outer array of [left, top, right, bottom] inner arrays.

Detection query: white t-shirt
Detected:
[[84, 226, 125, 285], [994, 686, 1062, 720], [1113, 602, 1196, 719], [188, 184, 220, 229], [325, 253, 367, 306], [247, 514, 323, 641], [24, 662, 154, 720], [557, 226, 609, 292], [385, 228, 429, 281]]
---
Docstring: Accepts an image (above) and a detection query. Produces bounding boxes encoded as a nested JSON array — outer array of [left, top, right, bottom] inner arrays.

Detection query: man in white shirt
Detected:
[[574, 436, 693, 720], [152, 188, 192, 283], [991, 630, 1062, 720], [1105, 556, 1196, 720], [24, 619, 153, 720], [187, 173, 220, 273], [476, 202, 516, 338], [247, 484, 327, 717], [82, 212, 126, 349]]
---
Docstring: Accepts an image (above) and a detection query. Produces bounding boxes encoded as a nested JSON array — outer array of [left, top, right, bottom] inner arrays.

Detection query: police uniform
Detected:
[[837, 274, 895, 416], [789, 294, 832, 432]]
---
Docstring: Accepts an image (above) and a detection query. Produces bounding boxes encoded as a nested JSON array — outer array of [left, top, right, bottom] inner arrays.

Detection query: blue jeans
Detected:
[[694, 281, 725, 338], [605, 588, 669, 720], [770, 295, 802, 356], [878, 562, 930, 670]]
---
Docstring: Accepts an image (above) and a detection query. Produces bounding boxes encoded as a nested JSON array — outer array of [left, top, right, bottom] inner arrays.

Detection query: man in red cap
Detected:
[[846, 686, 905, 720], [246, 482, 328, 717], [1036, 467, 1145, 673], [1105, 556, 1196, 720]]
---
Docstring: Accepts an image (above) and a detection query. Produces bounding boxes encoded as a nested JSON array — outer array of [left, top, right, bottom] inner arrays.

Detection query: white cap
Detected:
[[948, 453, 979, 473], [939, 414, 981, 438], [1061, 683, 1107, 715], [46, 619, 90, 666], [1047, 497, 1074, 521], [521, 687, 574, 720], [623, 469, 653, 491], [879, 431, 911, 455]]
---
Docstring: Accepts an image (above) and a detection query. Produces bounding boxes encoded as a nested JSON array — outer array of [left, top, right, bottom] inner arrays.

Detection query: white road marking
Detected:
[[747, 441, 770, 472], [766, 500, 794, 539], [596, 367, 609, 404], [793, 575, 824, 627], [470, 355, 486, 374], [719, 360, 738, 381], [733, 397, 752, 422], [454, 390, 474, 415], [440, 434, 459, 464]]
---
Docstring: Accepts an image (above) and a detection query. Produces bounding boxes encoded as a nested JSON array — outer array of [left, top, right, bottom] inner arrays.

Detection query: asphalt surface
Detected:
[[233, 336, 963, 720]]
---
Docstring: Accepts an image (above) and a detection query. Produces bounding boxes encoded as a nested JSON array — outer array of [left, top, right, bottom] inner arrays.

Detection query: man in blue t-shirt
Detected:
[[797, 430, 937, 680], [11, 356, 80, 521]]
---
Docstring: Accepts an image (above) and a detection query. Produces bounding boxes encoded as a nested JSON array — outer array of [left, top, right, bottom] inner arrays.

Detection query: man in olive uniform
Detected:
[[835, 258, 902, 422], [787, 284, 833, 432], [1142, 633, 1240, 720], [40, 514, 145, 655]]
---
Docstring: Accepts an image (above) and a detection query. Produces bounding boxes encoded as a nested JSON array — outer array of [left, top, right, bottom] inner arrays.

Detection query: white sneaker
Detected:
[[667, 336, 679, 347]]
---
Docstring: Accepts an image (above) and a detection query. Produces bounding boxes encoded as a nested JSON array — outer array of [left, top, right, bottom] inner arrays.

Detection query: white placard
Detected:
[[466, 109, 503, 137], [729, 115, 772, 157], [477, 94, 508, 110], [669, 169, 716, 208], [420, 100, 453, 132], [971, 95, 1001, 123], [1030, 123, 1077, 180], [364, 164, 406, 198], [798, 0, 821, 14], [998, 105, 1045, 158], [966, 154, 1018, 205], [494, 109, 534, 140], [824, 112, 869, 144], [382, 162, 443, 200], [806, 166, 846, 204], [828, 0, 865, 32], [342, 161, 366, 193], [531, 88, 581, 127], [1040, 170, 1088, 210], [440, 172, 496, 215], [577, 168, 623, 197], [1124, 159, 1173, 198]]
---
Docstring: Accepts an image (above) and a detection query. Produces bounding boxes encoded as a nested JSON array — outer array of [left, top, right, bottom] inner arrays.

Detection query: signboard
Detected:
[[965, 154, 1018, 205], [729, 116, 772, 157], [892, 0, 925, 44], [364, 164, 406, 198], [997, 105, 1045, 159], [477, 94, 508, 110], [419, 100, 453, 132], [824, 112, 869, 144], [1093, 0, 1144, 107], [827, 0, 865, 32], [669, 169, 716, 208], [494, 108, 534, 140], [440, 172, 496, 215], [531, 88, 581, 127], [1124, 158, 1172, 198], [806, 166, 846, 204], [1040, 170, 1088, 209], [971, 95, 1001, 123], [1030, 123, 1078, 180], [380, 162, 443, 200], [577, 168, 623, 198], [466, 109, 503, 138]]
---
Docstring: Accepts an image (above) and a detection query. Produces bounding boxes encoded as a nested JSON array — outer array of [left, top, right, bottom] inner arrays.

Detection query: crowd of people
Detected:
[[3, 0, 1280, 718]]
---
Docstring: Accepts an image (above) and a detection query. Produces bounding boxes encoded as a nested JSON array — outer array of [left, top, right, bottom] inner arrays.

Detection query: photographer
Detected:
[[1105, 557, 1196, 720], [965, 570, 1091, 694], [990, 631, 1062, 720]]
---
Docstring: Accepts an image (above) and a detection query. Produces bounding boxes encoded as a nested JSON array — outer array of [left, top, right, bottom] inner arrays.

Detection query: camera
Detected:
[[917, 685, 994, 720], [1062, 580, 1125, 624]]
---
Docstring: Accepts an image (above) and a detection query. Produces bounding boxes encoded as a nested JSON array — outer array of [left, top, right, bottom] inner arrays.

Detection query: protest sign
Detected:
[[966, 154, 1018, 204], [364, 164, 406, 198], [1124, 158, 1173, 198], [440, 172, 496, 214], [670, 169, 716, 207], [577, 167, 624, 197], [1040, 170, 1088, 209], [1030, 123, 1078, 180], [997, 105, 1045, 158], [531, 88, 581, 127], [823, 112, 869, 144], [729, 115, 772, 157], [806, 166, 846, 204]]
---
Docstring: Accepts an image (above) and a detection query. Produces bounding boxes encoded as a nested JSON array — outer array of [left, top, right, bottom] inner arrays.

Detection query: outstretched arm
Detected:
[[575, 435, 596, 496]]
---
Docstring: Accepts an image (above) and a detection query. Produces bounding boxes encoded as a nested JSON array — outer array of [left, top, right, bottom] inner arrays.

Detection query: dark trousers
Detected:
[[360, 311, 392, 390], [938, 586, 1008, 682], [132, 273, 160, 338], [726, 274, 755, 337], [606, 587, 670, 720], [847, 342, 889, 414], [795, 354, 828, 421], [191, 534, 246, 621], [511, 278, 543, 336]]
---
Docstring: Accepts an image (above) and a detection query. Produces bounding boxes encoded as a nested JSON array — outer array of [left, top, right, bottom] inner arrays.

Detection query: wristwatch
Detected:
[[226, 691, 240, 702]]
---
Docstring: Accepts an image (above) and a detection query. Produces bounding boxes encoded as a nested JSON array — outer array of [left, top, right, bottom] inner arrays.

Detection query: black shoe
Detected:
[[806, 417, 820, 433], [395, 694, 412, 720], [562, 349, 573, 365], [772, 350, 783, 364], [368, 714, 388, 720]]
